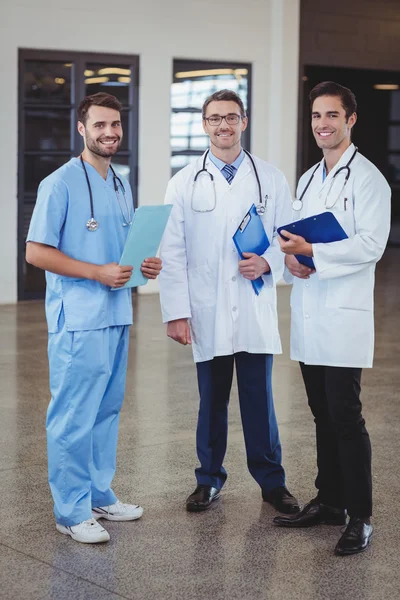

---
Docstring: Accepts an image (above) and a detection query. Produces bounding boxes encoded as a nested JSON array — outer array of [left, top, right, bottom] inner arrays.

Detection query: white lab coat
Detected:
[[286, 143, 391, 368], [159, 152, 292, 363]]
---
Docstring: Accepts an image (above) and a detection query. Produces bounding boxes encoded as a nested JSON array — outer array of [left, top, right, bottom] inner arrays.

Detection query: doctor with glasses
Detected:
[[159, 89, 299, 515]]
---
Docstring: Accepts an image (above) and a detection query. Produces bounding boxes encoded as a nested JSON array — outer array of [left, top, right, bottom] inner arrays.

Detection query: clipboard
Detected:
[[112, 204, 173, 290], [233, 204, 270, 295], [277, 211, 348, 268]]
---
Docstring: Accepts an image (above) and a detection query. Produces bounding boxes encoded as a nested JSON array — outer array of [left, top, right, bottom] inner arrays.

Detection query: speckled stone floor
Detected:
[[0, 248, 399, 600]]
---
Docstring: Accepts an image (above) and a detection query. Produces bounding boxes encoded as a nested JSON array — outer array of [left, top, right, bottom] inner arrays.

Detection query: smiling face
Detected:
[[202, 100, 248, 154], [311, 95, 356, 152], [78, 105, 123, 158]]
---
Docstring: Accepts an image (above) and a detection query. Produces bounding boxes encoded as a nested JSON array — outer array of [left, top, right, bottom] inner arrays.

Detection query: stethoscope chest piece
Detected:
[[256, 194, 268, 215], [292, 199, 303, 211], [86, 217, 99, 232], [256, 204, 265, 215]]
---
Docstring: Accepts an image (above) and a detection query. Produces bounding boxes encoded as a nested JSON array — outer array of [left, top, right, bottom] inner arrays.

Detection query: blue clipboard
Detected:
[[112, 204, 173, 290], [277, 211, 348, 268], [233, 204, 270, 295]]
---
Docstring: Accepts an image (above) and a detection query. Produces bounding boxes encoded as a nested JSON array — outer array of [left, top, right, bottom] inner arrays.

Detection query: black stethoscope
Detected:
[[80, 156, 133, 231], [191, 149, 268, 215], [293, 146, 358, 211]]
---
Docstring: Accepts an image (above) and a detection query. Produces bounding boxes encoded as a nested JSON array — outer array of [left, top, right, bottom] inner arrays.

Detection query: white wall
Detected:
[[0, 0, 300, 304]]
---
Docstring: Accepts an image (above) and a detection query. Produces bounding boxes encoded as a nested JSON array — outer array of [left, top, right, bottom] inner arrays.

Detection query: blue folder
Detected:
[[277, 211, 348, 269], [233, 204, 270, 295], [112, 204, 173, 290]]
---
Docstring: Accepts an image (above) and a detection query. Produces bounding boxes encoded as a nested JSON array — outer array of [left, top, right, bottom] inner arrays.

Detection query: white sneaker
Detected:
[[92, 499, 144, 521], [56, 518, 110, 544]]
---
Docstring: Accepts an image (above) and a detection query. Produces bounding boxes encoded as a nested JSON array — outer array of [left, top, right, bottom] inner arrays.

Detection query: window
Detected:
[[171, 59, 252, 176], [18, 50, 139, 300]]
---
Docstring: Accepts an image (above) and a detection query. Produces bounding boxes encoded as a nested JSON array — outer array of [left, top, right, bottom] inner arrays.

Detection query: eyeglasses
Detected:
[[204, 114, 242, 126]]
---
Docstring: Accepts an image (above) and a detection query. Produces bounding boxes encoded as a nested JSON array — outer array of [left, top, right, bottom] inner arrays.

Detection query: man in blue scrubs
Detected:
[[26, 92, 162, 544]]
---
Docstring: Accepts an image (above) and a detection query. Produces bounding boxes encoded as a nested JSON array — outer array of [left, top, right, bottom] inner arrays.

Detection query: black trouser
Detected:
[[300, 363, 372, 518]]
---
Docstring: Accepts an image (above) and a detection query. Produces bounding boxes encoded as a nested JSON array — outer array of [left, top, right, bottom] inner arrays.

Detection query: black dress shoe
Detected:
[[335, 517, 373, 556], [186, 485, 221, 512], [273, 498, 347, 527], [262, 486, 301, 514]]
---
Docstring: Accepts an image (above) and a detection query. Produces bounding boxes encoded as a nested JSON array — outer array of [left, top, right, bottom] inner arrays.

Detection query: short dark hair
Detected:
[[202, 89, 246, 119], [77, 92, 123, 125], [309, 81, 357, 120]]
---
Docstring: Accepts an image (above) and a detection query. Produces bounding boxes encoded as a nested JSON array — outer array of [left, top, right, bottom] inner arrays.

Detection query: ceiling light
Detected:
[[373, 84, 399, 90], [97, 67, 131, 76], [175, 68, 248, 79], [85, 76, 109, 84]]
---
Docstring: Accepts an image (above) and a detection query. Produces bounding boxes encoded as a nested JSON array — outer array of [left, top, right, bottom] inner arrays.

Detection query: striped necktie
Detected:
[[222, 164, 235, 184]]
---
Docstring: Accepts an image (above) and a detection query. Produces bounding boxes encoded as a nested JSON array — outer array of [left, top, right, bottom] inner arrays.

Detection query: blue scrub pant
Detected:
[[195, 352, 285, 491], [47, 312, 129, 526]]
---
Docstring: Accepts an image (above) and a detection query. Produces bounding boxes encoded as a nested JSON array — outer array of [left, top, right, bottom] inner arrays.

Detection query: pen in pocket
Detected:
[[344, 198, 347, 211]]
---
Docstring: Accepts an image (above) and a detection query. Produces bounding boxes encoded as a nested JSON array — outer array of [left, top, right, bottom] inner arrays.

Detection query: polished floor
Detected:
[[0, 249, 399, 600]]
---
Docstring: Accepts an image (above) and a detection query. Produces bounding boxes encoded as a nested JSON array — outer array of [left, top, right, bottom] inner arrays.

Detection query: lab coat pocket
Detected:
[[328, 202, 354, 237], [187, 265, 216, 309], [325, 269, 373, 312], [328, 196, 348, 214]]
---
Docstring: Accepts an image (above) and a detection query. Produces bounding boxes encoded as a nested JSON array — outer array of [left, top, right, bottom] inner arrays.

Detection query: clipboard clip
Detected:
[[239, 212, 251, 232]]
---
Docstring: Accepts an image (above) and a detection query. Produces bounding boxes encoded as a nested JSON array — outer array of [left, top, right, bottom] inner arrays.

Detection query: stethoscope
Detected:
[[191, 149, 268, 215], [293, 146, 358, 211], [80, 156, 133, 231]]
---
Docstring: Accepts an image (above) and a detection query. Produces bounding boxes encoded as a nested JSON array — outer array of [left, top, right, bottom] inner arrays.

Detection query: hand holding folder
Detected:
[[233, 204, 270, 295], [277, 211, 348, 269], [112, 204, 172, 290]]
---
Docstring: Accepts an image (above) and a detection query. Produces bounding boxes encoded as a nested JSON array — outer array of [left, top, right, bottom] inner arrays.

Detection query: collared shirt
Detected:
[[27, 157, 134, 333], [208, 148, 245, 182]]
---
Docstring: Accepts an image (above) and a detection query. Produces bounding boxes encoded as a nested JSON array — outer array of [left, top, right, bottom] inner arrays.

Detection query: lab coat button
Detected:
[[232, 306, 237, 312], [232, 276, 236, 282], [305, 314, 310, 319], [231, 218, 235, 223], [306, 283, 310, 288]]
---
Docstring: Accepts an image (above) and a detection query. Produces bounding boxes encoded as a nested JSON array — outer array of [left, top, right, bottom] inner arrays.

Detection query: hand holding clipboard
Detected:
[[277, 211, 348, 268], [233, 204, 270, 295]]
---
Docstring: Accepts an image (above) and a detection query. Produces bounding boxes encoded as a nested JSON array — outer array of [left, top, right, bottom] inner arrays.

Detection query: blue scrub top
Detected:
[[27, 157, 134, 332]]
